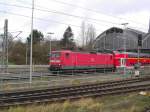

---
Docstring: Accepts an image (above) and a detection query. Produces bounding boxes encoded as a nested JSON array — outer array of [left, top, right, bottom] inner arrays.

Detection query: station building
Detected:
[[93, 27, 150, 51]]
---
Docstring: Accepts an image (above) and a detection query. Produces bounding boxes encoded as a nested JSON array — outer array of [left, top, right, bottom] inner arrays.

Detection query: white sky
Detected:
[[0, 0, 150, 44]]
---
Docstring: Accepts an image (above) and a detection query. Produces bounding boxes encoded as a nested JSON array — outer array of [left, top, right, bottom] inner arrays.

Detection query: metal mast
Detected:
[[148, 18, 150, 33], [3, 19, 8, 73], [121, 23, 128, 75], [30, 0, 34, 83]]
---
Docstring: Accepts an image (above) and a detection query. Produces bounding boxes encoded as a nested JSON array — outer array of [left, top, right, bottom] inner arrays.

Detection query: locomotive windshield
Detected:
[[50, 52, 60, 58]]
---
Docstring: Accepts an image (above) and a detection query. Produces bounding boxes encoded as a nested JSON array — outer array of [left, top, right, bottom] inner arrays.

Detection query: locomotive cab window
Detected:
[[65, 53, 70, 58], [51, 52, 60, 58]]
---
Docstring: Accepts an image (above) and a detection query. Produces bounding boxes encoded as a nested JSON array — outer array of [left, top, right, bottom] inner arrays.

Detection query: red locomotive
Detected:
[[49, 50, 150, 73], [49, 50, 115, 73]]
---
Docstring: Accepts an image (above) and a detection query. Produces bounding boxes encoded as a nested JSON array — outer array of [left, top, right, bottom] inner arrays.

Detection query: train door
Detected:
[[120, 58, 126, 67], [64, 52, 71, 66], [64, 52, 76, 68]]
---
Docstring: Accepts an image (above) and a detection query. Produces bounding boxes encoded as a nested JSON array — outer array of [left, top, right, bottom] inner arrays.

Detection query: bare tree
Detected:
[[86, 25, 96, 50], [86, 24, 96, 45], [80, 22, 96, 50]]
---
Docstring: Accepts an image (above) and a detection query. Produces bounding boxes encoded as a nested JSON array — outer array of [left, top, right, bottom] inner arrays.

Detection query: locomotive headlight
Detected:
[[50, 60, 55, 62], [50, 60, 60, 63], [55, 60, 61, 63]]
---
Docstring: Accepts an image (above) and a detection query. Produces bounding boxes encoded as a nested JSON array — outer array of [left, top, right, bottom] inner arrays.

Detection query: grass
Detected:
[[1, 92, 150, 112]]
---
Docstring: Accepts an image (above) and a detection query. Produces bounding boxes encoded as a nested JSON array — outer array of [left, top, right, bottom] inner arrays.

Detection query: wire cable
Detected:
[[49, 0, 147, 26], [0, 2, 147, 31], [0, 10, 108, 32], [0, 2, 122, 25], [15, 0, 148, 27]]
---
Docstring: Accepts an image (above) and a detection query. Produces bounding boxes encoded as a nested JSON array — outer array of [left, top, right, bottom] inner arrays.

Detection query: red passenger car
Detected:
[[114, 51, 150, 69], [49, 50, 115, 72]]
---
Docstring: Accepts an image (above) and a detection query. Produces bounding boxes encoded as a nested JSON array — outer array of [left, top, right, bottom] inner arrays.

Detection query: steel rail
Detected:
[[0, 77, 149, 108], [0, 77, 149, 100], [0, 76, 149, 97], [0, 81, 149, 103], [0, 83, 149, 108]]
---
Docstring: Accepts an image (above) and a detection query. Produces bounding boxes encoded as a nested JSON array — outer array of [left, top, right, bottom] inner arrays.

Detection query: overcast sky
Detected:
[[0, 0, 150, 44]]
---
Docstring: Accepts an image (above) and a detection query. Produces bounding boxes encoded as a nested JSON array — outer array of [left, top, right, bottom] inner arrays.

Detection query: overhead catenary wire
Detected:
[[0, 11, 104, 46], [0, 2, 147, 31], [0, 10, 80, 27], [16, 0, 148, 27], [50, 0, 147, 26], [0, 2, 123, 25], [0, 1, 148, 36], [0, 10, 105, 41], [0, 10, 106, 32]]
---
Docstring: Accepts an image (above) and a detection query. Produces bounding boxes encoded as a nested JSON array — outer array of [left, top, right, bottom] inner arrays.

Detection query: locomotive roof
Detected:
[[51, 50, 113, 54], [52, 50, 72, 52]]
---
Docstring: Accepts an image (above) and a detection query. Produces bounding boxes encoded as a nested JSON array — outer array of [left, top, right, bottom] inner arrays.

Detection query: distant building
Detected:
[[93, 27, 150, 50]]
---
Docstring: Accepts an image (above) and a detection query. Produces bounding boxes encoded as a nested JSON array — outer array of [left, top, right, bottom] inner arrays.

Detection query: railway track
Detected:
[[143, 107, 150, 112], [0, 76, 150, 108], [0, 72, 80, 82]]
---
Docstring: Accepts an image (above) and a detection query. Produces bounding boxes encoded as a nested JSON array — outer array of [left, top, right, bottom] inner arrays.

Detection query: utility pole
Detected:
[[137, 34, 142, 65], [3, 19, 8, 73], [47, 32, 54, 68], [1, 34, 4, 72], [47, 32, 54, 53], [134, 34, 142, 76], [6, 19, 8, 73], [30, 0, 34, 84], [121, 23, 128, 75], [26, 39, 28, 65]]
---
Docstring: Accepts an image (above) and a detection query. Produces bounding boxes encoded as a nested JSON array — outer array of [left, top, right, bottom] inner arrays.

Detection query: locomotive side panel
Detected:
[[96, 54, 114, 68]]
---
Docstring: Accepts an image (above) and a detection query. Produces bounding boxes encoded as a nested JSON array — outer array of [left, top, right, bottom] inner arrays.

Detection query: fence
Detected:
[[0, 65, 150, 91]]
